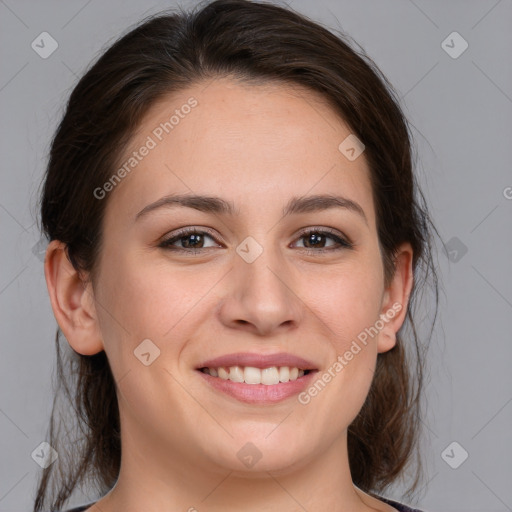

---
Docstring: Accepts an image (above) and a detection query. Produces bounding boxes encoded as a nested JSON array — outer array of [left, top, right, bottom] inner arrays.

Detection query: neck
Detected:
[[89, 419, 394, 512]]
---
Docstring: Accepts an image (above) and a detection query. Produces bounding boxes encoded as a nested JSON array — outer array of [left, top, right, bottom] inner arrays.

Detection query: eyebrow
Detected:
[[135, 193, 367, 224]]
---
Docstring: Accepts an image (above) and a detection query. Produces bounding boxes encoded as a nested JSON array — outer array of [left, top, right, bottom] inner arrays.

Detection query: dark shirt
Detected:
[[59, 496, 425, 511]]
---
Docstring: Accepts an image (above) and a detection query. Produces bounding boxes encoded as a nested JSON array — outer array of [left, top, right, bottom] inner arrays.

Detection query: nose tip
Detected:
[[217, 247, 302, 336]]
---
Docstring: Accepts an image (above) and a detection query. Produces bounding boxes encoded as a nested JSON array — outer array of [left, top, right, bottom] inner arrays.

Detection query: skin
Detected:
[[45, 78, 413, 512]]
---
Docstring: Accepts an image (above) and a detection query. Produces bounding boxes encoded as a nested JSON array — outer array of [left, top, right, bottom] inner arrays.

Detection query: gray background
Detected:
[[1, 0, 511, 511]]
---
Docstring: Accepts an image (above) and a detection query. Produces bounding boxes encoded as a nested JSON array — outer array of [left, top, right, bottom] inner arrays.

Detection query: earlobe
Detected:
[[377, 243, 414, 354], [44, 240, 104, 356]]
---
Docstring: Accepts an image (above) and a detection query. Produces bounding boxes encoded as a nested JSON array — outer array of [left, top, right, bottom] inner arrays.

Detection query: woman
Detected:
[[34, 0, 439, 511]]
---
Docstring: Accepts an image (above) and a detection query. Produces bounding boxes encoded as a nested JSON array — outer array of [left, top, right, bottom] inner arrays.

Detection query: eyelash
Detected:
[[158, 226, 354, 255]]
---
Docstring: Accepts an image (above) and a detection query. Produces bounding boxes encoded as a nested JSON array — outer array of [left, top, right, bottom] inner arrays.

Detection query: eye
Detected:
[[158, 226, 353, 255], [159, 227, 222, 253], [292, 227, 353, 254]]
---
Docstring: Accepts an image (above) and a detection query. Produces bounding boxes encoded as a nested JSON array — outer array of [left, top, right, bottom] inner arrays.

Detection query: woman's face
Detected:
[[83, 78, 410, 477]]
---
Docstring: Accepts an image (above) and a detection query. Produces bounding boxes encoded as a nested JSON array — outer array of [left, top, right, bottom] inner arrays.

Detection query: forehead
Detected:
[[104, 77, 376, 227]]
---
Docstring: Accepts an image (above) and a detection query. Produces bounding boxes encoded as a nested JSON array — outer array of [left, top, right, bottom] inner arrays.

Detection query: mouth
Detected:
[[198, 365, 314, 385], [195, 353, 319, 404]]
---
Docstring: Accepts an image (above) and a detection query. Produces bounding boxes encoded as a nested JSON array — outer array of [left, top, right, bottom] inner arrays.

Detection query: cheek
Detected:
[[94, 252, 222, 366], [297, 259, 383, 412], [304, 258, 384, 345]]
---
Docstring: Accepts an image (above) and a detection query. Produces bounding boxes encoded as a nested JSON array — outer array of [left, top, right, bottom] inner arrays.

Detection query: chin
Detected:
[[204, 435, 314, 476]]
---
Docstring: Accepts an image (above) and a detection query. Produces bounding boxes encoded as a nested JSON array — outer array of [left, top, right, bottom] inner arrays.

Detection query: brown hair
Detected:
[[34, 0, 439, 510]]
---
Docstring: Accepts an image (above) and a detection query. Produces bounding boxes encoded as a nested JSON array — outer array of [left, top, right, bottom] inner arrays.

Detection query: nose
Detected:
[[217, 243, 303, 336]]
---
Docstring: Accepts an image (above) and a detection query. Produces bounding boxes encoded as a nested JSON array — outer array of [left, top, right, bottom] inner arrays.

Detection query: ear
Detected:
[[44, 240, 104, 355], [377, 242, 414, 354]]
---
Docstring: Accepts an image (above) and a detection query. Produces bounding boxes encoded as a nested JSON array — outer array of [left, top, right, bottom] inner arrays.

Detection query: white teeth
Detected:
[[229, 366, 244, 383], [202, 365, 308, 385], [218, 367, 229, 379], [261, 367, 279, 385], [244, 366, 262, 384]]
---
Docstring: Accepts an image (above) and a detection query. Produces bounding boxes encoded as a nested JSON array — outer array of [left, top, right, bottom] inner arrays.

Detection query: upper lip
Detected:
[[196, 352, 318, 370]]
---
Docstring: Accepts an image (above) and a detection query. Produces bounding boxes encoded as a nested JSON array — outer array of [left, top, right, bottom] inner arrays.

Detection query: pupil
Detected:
[[306, 233, 324, 248], [184, 234, 202, 248]]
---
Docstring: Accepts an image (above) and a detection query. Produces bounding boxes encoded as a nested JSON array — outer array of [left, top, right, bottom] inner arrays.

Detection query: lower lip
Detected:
[[196, 370, 318, 404]]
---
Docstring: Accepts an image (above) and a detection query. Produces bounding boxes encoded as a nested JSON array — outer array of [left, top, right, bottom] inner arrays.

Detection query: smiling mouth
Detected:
[[198, 365, 314, 385]]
